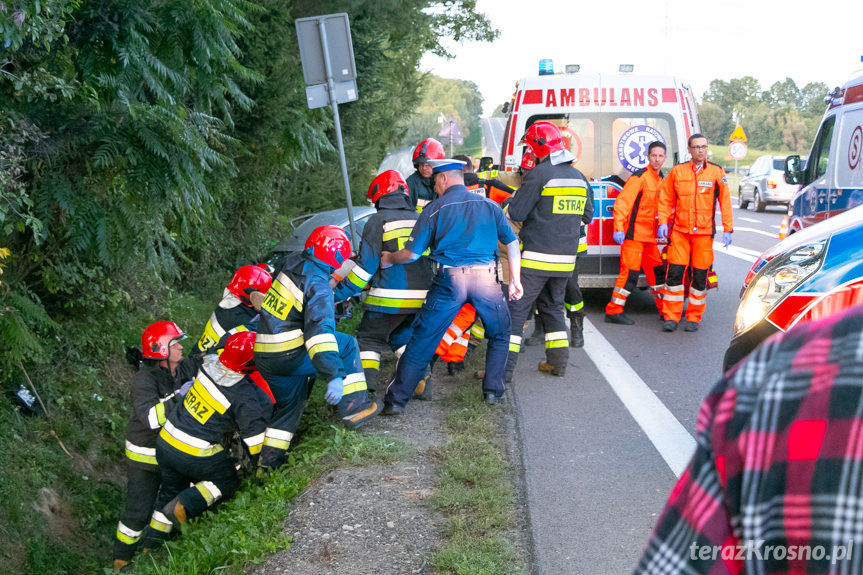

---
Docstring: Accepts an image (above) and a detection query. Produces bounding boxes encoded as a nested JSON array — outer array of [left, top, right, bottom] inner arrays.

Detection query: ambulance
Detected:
[[783, 68, 863, 233], [496, 62, 701, 287]]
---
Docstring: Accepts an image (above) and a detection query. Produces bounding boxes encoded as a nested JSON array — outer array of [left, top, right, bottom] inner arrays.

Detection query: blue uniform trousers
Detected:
[[385, 264, 511, 407], [257, 331, 378, 468]]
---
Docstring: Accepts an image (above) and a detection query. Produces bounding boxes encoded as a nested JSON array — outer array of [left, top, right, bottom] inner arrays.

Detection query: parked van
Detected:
[[497, 64, 701, 287], [784, 69, 863, 233]]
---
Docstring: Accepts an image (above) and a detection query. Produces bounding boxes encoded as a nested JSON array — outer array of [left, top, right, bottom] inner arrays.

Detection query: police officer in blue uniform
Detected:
[[379, 158, 523, 413]]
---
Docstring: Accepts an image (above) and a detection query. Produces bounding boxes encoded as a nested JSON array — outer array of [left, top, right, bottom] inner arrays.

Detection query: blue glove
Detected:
[[179, 380, 193, 397], [325, 377, 344, 405], [612, 231, 625, 245], [723, 231, 733, 248], [657, 223, 669, 240]]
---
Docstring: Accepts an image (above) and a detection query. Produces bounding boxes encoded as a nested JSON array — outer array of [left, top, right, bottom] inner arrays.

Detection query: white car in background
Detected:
[[737, 154, 802, 212]]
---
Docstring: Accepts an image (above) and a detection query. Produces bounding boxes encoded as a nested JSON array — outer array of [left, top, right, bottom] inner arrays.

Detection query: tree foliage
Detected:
[[698, 76, 829, 153], [401, 75, 485, 149], [0, 1, 496, 569]]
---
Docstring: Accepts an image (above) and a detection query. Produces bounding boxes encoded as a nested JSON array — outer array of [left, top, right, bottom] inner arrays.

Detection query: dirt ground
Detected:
[[247, 360, 532, 575]]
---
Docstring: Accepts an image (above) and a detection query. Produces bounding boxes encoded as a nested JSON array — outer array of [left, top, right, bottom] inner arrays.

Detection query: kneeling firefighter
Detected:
[[255, 226, 382, 469]]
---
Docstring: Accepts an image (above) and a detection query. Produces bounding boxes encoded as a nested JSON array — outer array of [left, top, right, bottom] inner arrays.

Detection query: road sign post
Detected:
[[295, 13, 360, 249]]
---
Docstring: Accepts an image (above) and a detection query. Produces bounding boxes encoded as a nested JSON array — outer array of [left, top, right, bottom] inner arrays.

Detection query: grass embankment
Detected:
[[431, 367, 527, 575]]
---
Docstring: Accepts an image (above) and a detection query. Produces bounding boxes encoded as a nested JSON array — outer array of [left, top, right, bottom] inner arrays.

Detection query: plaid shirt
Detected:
[[635, 305, 863, 575]]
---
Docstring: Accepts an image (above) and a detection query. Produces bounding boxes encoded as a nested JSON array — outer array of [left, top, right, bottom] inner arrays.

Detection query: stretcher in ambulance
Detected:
[[498, 69, 701, 288]]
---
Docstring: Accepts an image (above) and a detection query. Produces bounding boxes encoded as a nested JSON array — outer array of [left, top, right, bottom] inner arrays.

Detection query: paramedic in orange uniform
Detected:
[[605, 141, 667, 324], [657, 134, 733, 332]]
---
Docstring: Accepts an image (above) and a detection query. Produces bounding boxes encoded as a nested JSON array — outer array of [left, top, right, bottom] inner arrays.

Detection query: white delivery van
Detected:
[[785, 68, 863, 233], [497, 65, 701, 287]]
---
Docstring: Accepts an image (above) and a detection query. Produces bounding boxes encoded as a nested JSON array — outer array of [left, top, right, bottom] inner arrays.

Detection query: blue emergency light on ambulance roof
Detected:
[[538, 59, 554, 76]]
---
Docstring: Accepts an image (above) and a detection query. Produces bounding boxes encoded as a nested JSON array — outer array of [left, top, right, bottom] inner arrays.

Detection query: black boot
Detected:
[[570, 314, 584, 348], [524, 318, 545, 346]]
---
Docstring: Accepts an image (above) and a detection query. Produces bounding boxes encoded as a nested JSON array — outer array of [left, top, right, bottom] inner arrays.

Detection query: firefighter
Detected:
[[194, 264, 272, 355], [407, 138, 445, 212], [113, 321, 190, 571], [657, 134, 733, 332], [506, 122, 589, 378], [254, 226, 382, 469], [380, 158, 523, 413], [145, 331, 268, 545], [604, 141, 668, 325], [455, 153, 514, 204], [333, 170, 433, 397]]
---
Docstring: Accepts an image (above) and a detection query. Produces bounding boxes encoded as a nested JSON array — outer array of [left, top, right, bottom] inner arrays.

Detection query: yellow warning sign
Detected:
[[729, 125, 748, 142]]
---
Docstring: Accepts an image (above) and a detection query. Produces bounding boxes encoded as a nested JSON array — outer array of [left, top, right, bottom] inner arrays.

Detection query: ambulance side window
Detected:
[[807, 116, 835, 184]]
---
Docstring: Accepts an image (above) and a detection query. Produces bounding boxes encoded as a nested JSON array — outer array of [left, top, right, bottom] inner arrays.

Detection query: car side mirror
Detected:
[[784, 155, 802, 185]]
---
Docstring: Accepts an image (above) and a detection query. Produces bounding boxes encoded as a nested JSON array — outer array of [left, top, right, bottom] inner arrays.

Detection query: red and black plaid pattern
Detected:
[[635, 305, 863, 575]]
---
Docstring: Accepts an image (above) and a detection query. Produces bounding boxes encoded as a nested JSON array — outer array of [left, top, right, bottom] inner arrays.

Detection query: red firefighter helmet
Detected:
[[305, 225, 352, 269], [367, 170, 408, 203], [227, 265, 273, 306], [520, 121, 565, 159], [520, 150, 535, 171], [141, 321, 185, 360], [412, 138, 445, 167], [219, 331, 256, 374]]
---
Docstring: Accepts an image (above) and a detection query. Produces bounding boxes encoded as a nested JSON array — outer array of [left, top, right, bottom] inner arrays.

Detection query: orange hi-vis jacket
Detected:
[[613, 165, 664, 243], [435, 304, 476, 363], [658, 161, 733, 236]]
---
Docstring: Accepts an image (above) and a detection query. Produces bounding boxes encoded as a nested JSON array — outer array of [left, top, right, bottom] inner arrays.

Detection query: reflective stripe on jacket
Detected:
[[658, 161, 733, 236], [614, 166, 664, 243]]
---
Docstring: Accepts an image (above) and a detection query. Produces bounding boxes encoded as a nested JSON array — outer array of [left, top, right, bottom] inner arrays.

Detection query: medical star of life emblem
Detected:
[[617, 125, 666, 173]]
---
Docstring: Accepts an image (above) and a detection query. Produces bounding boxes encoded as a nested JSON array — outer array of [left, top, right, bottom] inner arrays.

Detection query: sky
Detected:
[[421, 0, 863, 116]]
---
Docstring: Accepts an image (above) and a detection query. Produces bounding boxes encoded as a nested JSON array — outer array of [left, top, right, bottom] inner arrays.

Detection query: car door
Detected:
[[798, 115, 837, 229]]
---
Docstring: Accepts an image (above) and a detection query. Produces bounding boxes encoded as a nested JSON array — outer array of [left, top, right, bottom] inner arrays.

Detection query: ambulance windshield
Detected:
[[526, 113, 678, 181]]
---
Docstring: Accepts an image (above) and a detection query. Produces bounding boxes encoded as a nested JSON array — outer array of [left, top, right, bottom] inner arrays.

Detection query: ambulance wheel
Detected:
[[737, 194, 749, 209], [753, 189, 765, 212]]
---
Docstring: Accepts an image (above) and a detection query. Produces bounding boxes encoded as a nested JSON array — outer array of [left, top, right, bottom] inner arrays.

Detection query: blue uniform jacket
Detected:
[[407, 184, 517, 267], [334, 192, 433, 314]]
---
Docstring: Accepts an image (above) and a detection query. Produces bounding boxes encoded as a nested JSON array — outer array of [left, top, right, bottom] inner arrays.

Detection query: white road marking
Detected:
[[712, 242, 760, 263], [738, 216, 762, 223], [732, 226, 779, 238], [582, 318, 695, 478]]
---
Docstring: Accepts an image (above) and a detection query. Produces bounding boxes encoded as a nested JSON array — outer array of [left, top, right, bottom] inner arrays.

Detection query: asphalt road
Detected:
[[511, 204, 788, 575]]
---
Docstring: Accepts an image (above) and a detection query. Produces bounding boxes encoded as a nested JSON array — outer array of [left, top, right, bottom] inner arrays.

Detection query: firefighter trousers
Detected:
[[113, 460, 161, 561], [507, 272, 569, 374], [605, 240, 665, 315], [257, 331, 379, 469], [662, 230, 713, 323], [144, 442, 240, 545], [385, 264, 511, 407], [564, 256, 585, 318], [356, 311, 416, 393]]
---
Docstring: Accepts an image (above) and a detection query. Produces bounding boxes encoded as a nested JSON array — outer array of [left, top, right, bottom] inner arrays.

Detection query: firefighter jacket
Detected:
[[333, 192, 433, 314], [407, 171, 436, 212], [255, 252, 344, 383], [124, 361, 184, 468], [159, 356, 268, 462], [194, 293, 257, 354], [658, 161, 733, 236], [613, 166, 664, 243], [464, 173, 514, 205], [507, 159, 594, 277]]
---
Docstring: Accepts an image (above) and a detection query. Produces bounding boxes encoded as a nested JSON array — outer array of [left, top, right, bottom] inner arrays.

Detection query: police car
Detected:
[[723, 205, 863, 371], [496, 61, 701, 287]]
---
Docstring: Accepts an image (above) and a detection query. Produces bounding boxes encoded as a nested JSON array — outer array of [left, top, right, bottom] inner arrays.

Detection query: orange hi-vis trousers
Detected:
[[661, 230, 714, 323], [435, 304, 476, 363], [605, 240, 665, 316]]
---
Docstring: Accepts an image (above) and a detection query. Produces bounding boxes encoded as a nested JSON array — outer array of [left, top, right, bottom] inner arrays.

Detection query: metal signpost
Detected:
[[295, 13, 360, 249]]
